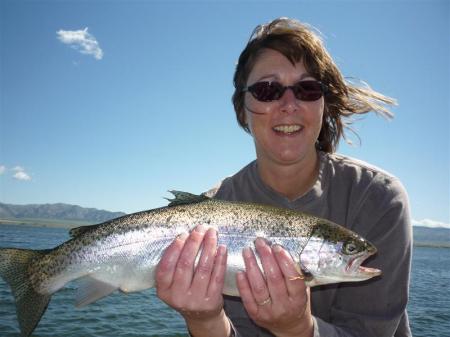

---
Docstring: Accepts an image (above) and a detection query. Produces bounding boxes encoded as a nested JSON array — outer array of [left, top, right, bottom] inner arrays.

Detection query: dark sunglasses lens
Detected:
[[294, 81, 324, 101], [250, 82, 283, 101], [295, 81, 323, 101]]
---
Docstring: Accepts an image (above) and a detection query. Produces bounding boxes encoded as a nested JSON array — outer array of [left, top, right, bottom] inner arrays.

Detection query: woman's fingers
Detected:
[[240, 246, 272, 310], [191, 228, 218, 294], [207, 244, 228, 299], [155, 232, 188, 291], [272, 244, 307, 298], [237, 239, 308, 317], [237, 239, 311, 334], [171, 225, 208, 290], [254, 238, 289, 304], [236, 270, 259, 315], [156, 225, 228, 324]]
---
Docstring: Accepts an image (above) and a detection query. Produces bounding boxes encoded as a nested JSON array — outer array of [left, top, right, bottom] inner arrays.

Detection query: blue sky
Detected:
[[0, 0, 448, 229]]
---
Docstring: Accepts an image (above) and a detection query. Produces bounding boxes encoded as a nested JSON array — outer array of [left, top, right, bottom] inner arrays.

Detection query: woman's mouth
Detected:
[[272, 124, 303, 135]]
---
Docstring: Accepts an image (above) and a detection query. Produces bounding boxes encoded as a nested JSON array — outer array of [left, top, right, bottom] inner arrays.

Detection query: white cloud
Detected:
[[412, 218, 450, 229], [12, 166, 32, 181], [13, 171, 31, 181], [0, 165, 5, 175], [57, 27, 104, 60]]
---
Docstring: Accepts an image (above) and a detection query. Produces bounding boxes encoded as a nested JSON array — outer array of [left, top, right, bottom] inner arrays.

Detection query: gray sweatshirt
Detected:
[[213, 152, 412, 337]]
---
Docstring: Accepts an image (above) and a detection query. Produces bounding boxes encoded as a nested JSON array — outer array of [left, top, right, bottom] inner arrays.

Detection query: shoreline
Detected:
[[413, 242, 450, 249], [0, 218, 91, 229]]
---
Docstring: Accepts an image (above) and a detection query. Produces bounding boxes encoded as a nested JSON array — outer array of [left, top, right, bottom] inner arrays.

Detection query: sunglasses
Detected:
[[243, 80, 327, 102]]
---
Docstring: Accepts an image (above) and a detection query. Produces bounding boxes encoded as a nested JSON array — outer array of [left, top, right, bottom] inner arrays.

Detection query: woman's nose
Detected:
[[279, 87, 299, 113]]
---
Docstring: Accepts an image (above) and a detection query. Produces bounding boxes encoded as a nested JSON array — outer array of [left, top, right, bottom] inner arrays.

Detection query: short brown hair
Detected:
[[232, 17, 396, 152]]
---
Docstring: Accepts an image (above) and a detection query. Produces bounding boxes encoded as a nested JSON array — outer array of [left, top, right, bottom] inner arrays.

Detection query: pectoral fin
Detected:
[[75, 276, 118, 308]]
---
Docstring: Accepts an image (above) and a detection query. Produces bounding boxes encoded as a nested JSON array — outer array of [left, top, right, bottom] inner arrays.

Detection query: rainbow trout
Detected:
[[0, 191, 381, 336]]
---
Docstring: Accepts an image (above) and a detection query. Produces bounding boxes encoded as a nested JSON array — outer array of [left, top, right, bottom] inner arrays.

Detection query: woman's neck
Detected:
[[257, 151, 320, 201]]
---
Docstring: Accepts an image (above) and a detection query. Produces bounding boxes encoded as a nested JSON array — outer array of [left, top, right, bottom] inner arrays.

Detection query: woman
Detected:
[[155, 17, 412, 337]]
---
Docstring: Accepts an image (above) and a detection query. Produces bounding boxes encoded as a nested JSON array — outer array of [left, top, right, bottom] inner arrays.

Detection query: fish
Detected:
[[0, 191, 381, 336]]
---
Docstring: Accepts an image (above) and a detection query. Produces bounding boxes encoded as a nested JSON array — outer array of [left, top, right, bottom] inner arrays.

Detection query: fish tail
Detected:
[[0, 248, 51, 337]]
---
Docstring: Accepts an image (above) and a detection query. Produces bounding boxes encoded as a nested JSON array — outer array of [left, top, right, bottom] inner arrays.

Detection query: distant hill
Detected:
[[0, 202, 126, 224], [413, 226, 450, 248]]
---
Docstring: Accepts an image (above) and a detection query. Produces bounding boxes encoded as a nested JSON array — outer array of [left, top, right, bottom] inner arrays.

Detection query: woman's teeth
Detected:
[[273, 124, 302, 134]]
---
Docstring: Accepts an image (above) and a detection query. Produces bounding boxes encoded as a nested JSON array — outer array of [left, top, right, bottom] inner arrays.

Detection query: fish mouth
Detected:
[[346, 253, 381, 279], [272, 124, 303, 135]]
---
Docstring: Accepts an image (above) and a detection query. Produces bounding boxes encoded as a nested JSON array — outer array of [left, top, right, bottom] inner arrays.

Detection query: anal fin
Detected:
[[75, 276, 118, 308]]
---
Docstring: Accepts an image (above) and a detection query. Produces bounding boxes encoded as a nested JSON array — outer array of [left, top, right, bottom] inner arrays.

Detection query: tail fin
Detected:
[[0, 248, 51, 337]]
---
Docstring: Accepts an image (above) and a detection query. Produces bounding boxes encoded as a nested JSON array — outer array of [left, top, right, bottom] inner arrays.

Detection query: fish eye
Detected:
[[343, 241, 359, 255]]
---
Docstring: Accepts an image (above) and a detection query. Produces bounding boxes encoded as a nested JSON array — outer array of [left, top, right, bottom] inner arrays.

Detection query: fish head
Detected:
[[299, 221, 381, 287]]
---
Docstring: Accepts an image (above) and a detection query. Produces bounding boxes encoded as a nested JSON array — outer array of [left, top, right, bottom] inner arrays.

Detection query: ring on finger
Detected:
[[256, 296, 272, 306], [288, 274, 305, 281]]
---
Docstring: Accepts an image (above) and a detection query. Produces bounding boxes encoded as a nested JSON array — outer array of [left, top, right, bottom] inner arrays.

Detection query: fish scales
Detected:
[[0, 191, 381, 337], [31, 200, 313, 291]]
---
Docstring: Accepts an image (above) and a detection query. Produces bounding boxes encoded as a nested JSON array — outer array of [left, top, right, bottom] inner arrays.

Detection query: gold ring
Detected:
[[256, 297, 272, 306], [288, 274, 305, 281]]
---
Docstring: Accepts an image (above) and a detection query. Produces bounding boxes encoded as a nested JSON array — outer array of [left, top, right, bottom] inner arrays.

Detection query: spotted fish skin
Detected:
[[0, 191, 381, 337]]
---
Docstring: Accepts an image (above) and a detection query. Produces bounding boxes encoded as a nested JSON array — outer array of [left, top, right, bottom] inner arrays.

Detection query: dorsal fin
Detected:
[[69, 223, 102, 238], [166, 190, 209, 207]]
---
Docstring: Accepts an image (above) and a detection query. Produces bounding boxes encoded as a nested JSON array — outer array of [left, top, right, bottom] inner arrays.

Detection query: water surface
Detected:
[[0, 224, 448, 336]]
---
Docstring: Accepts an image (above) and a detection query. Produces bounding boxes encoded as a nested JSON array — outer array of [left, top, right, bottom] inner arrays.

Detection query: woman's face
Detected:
[[244, 48, 324, 167]]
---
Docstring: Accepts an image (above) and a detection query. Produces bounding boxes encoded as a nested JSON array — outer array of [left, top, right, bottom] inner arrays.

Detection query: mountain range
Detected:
[[412, 226, 450, 248], [0, 202, 125, 224]]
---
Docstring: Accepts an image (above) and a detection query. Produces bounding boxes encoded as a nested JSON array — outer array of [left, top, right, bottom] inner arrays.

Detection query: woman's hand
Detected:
[[155, 225, 230, 337], [237, 238, 314, 337]]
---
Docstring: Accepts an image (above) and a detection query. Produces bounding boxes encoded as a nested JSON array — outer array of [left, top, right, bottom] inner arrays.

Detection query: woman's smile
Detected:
[[272, 123, 303, 136]]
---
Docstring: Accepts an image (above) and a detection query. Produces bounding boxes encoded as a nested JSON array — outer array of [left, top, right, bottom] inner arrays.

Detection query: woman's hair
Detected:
[[232, 17, 396, 152]]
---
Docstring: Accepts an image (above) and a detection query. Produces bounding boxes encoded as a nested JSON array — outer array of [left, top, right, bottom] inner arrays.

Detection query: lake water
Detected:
[[0, 224, 449, 337]]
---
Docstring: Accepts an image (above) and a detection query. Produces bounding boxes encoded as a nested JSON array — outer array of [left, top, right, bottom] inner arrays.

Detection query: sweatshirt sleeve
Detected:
[[313, 176, 413, 337]]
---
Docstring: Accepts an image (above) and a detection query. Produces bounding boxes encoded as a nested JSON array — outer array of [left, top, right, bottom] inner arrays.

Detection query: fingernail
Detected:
[[272, 244, 282, 253], [206, 227, 218, 238], [195, 224, 206, 233], [255, 237, 267, 248], [177, 232, 188, 241]]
